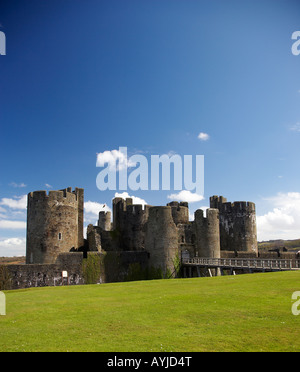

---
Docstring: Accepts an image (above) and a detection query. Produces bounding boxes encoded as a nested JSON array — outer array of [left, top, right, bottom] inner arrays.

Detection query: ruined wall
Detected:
[[95, 251, 149, 283], [2, 251, 149, 290], [112, 197, 150, 251], [145, 206, 179, 276], [76, 188, 84, 248], [4, 253, 84, 290], [167, 201, 189, 225], [26, 188, 84, 264], [177, 223, 196, 259], [210, 196, 258, 254], [194, 208, 221, 258], [87, 225, 120, 252], [87, 224, 102, 252]]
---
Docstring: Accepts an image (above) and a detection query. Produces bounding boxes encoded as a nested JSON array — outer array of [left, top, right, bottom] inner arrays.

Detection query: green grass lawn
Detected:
[[0, 271, 299, 352]]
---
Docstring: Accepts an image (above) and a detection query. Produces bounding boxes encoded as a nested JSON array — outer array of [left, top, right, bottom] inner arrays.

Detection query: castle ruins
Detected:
[[86, 195, 257, 277], [4, 186, 290, 290]]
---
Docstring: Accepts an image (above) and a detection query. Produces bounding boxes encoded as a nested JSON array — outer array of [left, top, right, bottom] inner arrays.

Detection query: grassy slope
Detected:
[[258, 239, 300, 251], [0, 271, 299, 352]]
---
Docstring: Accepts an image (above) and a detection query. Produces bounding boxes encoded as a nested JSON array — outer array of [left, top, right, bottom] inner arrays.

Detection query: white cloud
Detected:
[[84, 201, 111, 216], [0, 195, 27, 210], [10, 182, 27, 188], [0, 237, 25, 247], [0, 206, 6, 213], [84, 201, 111, 226], [96, 149, 135, 171], [0, 195, 27, 234], [257, 192, 300, 241], [0, 237, 26, 256], [0, 220, 26, 229], [45, 183, 53, 189], [198, 132, 210, 141], [289, 123, 300, 132], [167, 190, 204, 203], [114, 192, 147, 206]]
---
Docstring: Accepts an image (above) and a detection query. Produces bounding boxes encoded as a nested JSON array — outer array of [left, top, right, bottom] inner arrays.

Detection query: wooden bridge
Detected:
[[182, 257, 300, 277]]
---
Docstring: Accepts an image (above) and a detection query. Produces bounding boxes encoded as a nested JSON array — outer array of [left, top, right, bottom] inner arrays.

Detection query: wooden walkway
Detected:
[[182, 257, 300, 276]]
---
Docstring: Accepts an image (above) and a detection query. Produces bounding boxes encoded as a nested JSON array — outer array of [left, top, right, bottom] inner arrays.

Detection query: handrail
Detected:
[[182, 257, 299, 270]]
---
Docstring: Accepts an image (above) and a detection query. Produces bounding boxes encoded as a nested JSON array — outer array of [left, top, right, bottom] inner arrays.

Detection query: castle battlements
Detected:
[[210, 195, 257, 253], [210, 196, 255, 213], [167, 201, 189, 225], [194, 207, 219, 221], [26, 187, 84, 264], [26, 188, 258, 276], [28, 187, 83, 203]]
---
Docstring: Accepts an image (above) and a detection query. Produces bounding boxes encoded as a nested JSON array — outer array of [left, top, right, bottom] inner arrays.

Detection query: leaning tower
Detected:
[[26, 187, 84, 264]]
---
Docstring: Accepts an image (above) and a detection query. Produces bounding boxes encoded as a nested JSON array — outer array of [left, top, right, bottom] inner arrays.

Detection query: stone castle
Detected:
[[25, 187, 257, 278], [3, 186, 298, 290]]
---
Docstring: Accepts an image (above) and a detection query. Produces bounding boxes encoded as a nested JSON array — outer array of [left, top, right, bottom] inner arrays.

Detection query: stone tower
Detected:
[[112, 197, 149, 251], [194, 208, 220, 258], [210, 195, 257, 253], [145, 206, 178, 276], [98, 211, 111, 231], [167, 201, 189, 225], [26, 187, 84, 264]]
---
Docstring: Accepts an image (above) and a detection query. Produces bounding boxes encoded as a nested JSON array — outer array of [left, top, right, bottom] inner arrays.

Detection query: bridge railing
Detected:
[[182, 257, 300, 270]]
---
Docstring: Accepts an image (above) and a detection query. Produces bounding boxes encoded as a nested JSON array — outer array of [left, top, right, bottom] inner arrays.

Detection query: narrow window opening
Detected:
[[58, 232, 62, 240]]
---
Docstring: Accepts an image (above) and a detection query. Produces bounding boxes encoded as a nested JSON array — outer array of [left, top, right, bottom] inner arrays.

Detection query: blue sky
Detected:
[[1, 0, 300, 256]]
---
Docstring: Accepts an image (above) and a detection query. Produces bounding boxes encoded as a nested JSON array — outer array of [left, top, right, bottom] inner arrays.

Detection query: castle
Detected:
[[2, 186, 298, 290], [25, 187, 257, 278]]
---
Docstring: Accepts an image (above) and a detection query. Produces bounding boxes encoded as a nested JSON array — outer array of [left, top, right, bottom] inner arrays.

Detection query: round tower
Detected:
[[26, 188, 84, 264], [217, 200, 257, 253], [167, 201, 189, 225], [98, 211, 112, 231], [194, 208, 220, 258], [145, 206, 178, 276]]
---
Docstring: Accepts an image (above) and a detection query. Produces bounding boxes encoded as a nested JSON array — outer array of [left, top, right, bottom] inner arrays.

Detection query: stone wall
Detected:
[[1, 251, 149, 290], [3, 253, 84, 290], [112, 197, 150, 251], [210, 196, 258, 254], [26, 188, 84, 264], [167, 201, 189, 225]]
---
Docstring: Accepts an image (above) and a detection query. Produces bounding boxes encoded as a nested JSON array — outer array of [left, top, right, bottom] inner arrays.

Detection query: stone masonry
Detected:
[[1, 187, 261, 289]]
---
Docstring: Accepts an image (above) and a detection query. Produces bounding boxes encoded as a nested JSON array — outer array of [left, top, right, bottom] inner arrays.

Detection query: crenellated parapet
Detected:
[[112, 197, 150, 251], [209, 195, 227, 209], [193, 208, 220, 258], [210, 195, 257, 253], [26, 187, 84, 264], [167, 201, 189, 225]]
